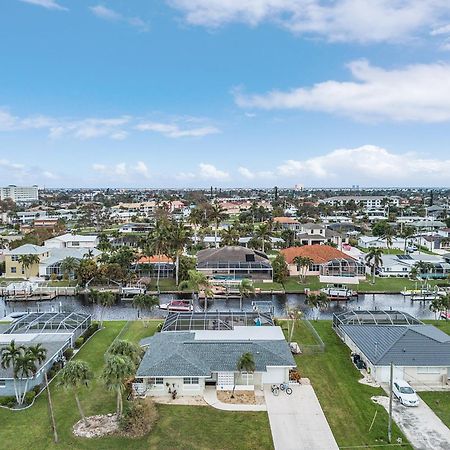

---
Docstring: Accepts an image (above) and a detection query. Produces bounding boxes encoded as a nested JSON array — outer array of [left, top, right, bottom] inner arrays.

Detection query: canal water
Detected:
[[0, 293, 438, 321]]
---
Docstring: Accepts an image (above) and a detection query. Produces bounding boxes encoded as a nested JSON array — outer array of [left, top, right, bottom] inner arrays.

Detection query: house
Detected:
[[119, 223, 153, 234], [358, 236, 406, 250], [44, 233, 98, 249], [273, 217, 300, 231], [281, 245, 365, 279], [296, 223, 343, 247], [0, 311, 91, 397], [135, 255, 175, 278], [379, 253, 450, 278], [196, 246, 273, 281], [4, 244, 101, 279], [321, 195, 400, 209], [334, 310, 450, 387], [133, 312, 295, 397]]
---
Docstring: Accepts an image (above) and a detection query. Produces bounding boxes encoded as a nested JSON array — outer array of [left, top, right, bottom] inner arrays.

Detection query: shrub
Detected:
[[119, 399, 159, 437], [83, 323, 99, 340], [0, 396, 16, 408], [75, 337, 84, 348], [156, 323, 163, 333], [63, 347, 74, 359], [33, 384, 42, 395], [24, 391, 36, 405]]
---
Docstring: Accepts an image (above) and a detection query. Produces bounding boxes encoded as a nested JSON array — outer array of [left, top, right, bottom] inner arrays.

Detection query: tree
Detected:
[[189, 207, 206, 244], [18, 254, 40, 279], [209, 202, 227, 248], [401, 225, 416, 254], [145, 220, 169, 291], [372, 220, 392, 238], [365, 248, 383, 284], [76, 259, 98, 286], [1, 340, 24, 405], [179, 270, 212, 298], [255, 221, 273, 253], [132, 294, 159, 326], [60, 257, 80, 280], [286, 306, 302, 342], [272, 254, 288, 284], [293, 256, 313, 283], [97, 291, 115, 328], [307, 292, 330, 319], [167, 220, 192, 286], [107, 340, 143, 369], [97, 233, 112, 253], [14, 351, 39, 405], [220, 227, 239, 246], [102, 354, 135, 417], [239, 279, 255, 297], [232, 352, 255, 398], [59, 360, 93, 425]]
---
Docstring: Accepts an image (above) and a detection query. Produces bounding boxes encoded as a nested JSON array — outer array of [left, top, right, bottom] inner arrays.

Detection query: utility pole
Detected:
[[388, 362, 393, 443]]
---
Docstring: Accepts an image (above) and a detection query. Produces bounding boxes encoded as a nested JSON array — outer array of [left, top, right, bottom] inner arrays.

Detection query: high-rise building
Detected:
[[0, 185, 39, 203]]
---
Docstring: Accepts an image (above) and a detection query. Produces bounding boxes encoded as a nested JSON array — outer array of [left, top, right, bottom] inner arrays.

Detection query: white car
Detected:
[[393, 380, 419, 407]]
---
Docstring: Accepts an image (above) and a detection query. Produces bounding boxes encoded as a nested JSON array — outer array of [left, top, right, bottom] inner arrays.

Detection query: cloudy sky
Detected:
[[2, 0, 450, 188]]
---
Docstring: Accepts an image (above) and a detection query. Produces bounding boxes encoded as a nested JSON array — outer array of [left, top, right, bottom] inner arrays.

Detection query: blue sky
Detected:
[[1, 0, 450, 188]]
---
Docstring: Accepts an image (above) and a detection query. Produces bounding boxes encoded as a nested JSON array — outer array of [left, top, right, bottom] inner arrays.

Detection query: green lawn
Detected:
[[0, 321, 272, 450], [146, 278, 179, 291], [291, 321, 411, 449], [420, 392, 450, 429]]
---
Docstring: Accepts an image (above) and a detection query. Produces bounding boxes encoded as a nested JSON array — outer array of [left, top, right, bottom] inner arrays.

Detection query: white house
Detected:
[[358, 236, 406, 250], [44, 233, 99, 249], [134, 313, 295, 398]]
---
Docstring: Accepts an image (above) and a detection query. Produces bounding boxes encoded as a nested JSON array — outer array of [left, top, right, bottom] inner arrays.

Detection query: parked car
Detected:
[[406, 245, 418, 252], [393, 380, 419, 407]]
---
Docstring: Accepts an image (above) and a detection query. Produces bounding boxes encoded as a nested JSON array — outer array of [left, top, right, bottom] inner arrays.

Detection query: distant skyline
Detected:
[[2, 1, 450, 188]]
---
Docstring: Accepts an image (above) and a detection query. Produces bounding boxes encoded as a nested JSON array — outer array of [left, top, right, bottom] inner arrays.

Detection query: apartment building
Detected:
[[0, 185, 39, 203]]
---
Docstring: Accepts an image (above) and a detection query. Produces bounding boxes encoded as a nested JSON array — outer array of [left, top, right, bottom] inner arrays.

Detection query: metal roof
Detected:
[[341, 324, 450, 366]]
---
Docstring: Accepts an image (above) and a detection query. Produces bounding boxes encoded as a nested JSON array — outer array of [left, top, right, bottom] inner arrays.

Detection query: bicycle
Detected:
[[279, 382, 293, 395], [271, 384, 280, 396]]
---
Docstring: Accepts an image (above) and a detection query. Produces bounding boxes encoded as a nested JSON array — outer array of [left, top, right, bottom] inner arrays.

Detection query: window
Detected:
[[417, 367, 441, 374], [11, 255, 19, 261], [0, 380, 5, 388], [149, 377, 164, 385], [183, 377, 199, 385], [72, 241, 80, 246], [11, 267, 16, 274]]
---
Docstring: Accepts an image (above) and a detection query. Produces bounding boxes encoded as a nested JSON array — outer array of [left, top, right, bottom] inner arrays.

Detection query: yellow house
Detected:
[[4, 244, 49, 279]]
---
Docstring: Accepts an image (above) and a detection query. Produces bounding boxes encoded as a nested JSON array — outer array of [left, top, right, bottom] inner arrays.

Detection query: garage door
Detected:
[[217, 372, 234, 390], [262, 367, 286, 384]]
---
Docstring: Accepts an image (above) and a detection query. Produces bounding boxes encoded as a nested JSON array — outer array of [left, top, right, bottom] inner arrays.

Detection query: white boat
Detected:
[[121, 286, 146, 296], [159, 300, 193, 312], [320, 284, 357, 301]]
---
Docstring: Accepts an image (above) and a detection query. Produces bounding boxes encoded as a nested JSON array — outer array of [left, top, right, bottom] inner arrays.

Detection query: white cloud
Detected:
[[235, 60, 450, 122], [168, 0, 450, 44], [136, 121, 220, 138], [275, 145, 450, 184], [50, 117, 131, 140], [198, 163, 230, 180], [92, 161, 150, 179], [89, 5, 149, 32], [19, 0, 67, 11], [238, 166, 274, 180], [0, 159, 61, 184]]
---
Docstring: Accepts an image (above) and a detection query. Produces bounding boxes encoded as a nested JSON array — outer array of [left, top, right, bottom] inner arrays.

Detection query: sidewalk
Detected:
[[203, 386, 267, 411]]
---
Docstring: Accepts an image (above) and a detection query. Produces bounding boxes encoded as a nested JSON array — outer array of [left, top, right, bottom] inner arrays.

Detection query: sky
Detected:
[[1, 0, 450, 188]]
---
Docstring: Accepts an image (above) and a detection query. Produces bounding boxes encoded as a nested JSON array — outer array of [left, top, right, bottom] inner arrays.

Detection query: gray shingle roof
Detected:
[[137, 332, 295, 377], [341, 324, 450, 366]]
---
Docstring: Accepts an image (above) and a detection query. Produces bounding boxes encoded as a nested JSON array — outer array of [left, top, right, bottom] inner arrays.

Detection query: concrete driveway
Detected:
[[373, 395, 450, 450], [264, 384, 338, 450]]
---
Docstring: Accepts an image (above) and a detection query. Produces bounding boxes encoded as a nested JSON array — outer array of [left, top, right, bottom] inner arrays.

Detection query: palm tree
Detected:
[[1, 340, 24, 404], [286, 306, 302, 342], [293, 256, 314, 283], [179, 270, 213, 298], [220, 227, 239, 246], [90, 290, 115, 328], [59, 360, 93, 425], [83, 249, 95, 260], [168, 220, 192, 286], [232, 352, 255, 398], [132, 294, 159, 326], [381, 226, 395, 251], [209, 202, 226, 248], [255, 221, 273, 253], [365, 248, 383, 284], [18, 254, 40, 279], [107, 340, 143, 369], [189, 207, 206, 244], [60, 257, 80, 280], [307, 292, 329, 310], [401, 225, 416, 254], [145, 219, 169, 291], [430, 298, 442, 320], [102, 354, 135, 417], [15, 350, 39, 405], [27, 343, 47, 366], [239, 279, 255, 297]]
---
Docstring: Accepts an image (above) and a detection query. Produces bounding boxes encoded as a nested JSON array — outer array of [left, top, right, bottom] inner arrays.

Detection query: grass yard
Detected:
[[146, 278, 179, 291], [291, 321, 411, 449], [0, 320, 272, 450], [420, 392, 450, 429]]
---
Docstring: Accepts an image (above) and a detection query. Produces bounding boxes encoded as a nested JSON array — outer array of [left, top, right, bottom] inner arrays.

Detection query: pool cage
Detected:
[[320, 258, 366, 278], [5, 311, 91, 344], [162, 311, 274, 332], [333, 309, 422, 330]]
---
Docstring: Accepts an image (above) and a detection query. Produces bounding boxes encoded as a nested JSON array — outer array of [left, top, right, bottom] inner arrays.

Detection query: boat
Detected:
[[121, 285, 146, 296], [440, 311, 450, 320], [159, 300, 193, 312], [320, 284, 357, 301], [401, 286, 443, 301]]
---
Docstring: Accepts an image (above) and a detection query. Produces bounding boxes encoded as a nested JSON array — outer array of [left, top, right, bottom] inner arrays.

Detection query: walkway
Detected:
[[264, 384, 338, 450], [203, 386, 267, 411], [373, 395, 450, 450]]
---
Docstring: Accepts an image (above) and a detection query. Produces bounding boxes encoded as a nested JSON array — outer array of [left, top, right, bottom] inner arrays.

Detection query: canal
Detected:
[[0, 293, 439, 321]]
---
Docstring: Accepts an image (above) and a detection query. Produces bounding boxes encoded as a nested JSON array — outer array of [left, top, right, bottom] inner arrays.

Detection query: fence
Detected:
[[298, 318, 325, 354]]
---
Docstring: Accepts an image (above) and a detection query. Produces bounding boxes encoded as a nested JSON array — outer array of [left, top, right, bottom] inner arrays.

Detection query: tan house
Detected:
[[4, 244, 49, 279]]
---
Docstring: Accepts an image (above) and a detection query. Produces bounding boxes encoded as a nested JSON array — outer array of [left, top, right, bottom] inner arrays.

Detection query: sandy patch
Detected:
[[73, 414, 119, 438], [153, 396, 207, 406], [217, 390, 264, 405]]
